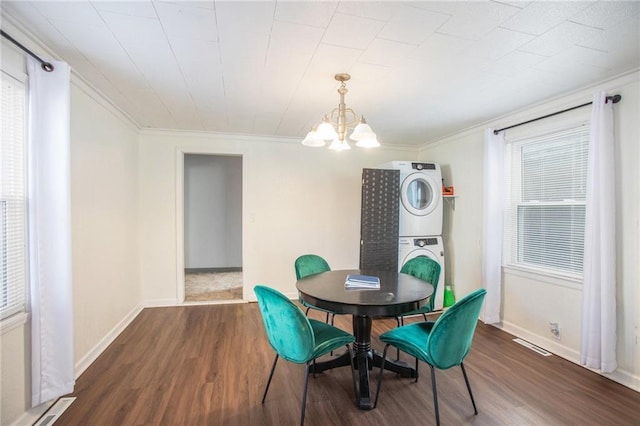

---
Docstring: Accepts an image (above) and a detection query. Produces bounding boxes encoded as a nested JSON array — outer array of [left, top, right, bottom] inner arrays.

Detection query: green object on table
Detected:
[[444, 285, 456, 307]]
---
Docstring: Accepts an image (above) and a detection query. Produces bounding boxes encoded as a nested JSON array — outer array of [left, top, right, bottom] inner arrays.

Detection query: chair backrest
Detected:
[[294, 254, 331, 280], [400, 256, 441, 311], [254, 285, 316, 364], [425, 288, 486, 369]]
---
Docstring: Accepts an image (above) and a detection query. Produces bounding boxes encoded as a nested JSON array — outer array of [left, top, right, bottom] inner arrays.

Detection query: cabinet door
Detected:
[[359, 168, 399, 271]]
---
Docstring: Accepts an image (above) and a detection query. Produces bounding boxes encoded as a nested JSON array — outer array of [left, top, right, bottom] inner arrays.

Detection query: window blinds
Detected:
[[504, 126, 589, 278], [1, 72, 27, 319]]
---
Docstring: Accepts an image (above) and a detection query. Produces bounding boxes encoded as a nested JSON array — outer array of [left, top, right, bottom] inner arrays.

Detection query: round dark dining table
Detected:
[[296, 269, 433, 410]]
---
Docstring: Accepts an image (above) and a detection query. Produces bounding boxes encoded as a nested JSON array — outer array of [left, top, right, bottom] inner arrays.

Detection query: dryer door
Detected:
[[400, 172, 440, 216]]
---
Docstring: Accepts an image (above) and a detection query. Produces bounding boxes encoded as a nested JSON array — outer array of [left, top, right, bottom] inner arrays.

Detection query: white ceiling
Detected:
[[2, 1, 639, 146]]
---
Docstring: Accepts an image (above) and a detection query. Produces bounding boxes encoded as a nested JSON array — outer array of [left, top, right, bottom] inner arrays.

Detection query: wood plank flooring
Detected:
[[55, 303, 640, 425]]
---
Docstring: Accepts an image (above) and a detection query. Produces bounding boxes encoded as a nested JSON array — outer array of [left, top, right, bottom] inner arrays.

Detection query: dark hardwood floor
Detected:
[[56, 302, 640, 425]]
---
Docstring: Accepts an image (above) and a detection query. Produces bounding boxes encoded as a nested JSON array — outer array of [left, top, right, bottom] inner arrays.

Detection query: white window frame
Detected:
[[503, 123, 589, 284], [1, 69, 29, 332]]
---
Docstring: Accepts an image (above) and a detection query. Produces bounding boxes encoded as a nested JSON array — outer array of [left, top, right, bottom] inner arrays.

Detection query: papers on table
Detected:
[[345, 274, 380, 289]]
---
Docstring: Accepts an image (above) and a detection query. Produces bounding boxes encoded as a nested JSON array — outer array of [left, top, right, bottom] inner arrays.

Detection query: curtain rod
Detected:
[[1, 29, 54, 72], [493, 94, 622, 135]]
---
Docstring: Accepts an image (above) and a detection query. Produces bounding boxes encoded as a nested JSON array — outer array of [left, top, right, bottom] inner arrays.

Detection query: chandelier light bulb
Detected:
[[301, 127, 325, 147], [350, 116, 375, 141], [316, 118, 338, 141]]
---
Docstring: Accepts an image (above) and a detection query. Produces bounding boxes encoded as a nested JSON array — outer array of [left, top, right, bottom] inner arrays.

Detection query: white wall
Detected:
[[138, 131, 416, 303], [419, 71, 640, 390], [1, 27, 141, 425], [70, 81, 141, 368], [184, 154, 242, 269]]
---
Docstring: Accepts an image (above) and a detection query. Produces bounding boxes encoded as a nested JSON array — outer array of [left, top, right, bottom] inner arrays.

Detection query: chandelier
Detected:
[[301, 73, 379, 151]]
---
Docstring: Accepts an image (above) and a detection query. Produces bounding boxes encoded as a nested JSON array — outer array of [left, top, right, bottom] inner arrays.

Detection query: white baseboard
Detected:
[[497, 320, 640, 392], [74, 303, 144, 378]]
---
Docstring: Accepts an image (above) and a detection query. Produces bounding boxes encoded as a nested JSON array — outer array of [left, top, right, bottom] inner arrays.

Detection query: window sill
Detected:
[[1, 312, 29, 335], [503, 265, 582, 290]]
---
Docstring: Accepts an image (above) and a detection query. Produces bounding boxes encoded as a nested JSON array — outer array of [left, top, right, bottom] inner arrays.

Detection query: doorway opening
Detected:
[[183, 154, 242, 302]]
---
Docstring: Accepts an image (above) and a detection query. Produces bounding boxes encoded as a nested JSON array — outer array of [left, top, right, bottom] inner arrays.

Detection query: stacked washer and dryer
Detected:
[[379, 161, 446, 310]]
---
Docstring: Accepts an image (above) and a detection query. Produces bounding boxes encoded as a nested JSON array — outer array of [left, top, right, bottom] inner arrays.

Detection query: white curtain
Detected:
[[481, 128, 505, 324], [581, 92, 617, 373], [27, 58, 74, 406]]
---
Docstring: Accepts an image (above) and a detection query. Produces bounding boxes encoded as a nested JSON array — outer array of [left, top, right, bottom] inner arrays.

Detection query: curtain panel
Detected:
[[481, 129, 505, 324], [581, 92, 617, 373], [27, 58, 74, 406]]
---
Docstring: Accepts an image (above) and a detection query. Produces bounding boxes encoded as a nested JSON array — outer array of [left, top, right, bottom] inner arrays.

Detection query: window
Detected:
[[1, 71, 27, 320], [504, 126, 589, 280]]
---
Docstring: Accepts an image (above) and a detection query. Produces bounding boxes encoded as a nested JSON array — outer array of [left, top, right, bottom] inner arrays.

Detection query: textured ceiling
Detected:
[[2, 1, 639, 146]]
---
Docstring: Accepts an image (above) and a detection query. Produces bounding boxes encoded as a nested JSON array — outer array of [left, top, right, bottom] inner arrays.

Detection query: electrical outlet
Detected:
[[549, 322, 560, 339]]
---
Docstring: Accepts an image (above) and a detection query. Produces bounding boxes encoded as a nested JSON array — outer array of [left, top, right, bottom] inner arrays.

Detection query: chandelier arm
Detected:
[[342, 108, 360, 127], [325, 108, 360, 128]]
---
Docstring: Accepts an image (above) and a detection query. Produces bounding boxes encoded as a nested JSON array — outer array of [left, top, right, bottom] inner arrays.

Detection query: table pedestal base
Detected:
[[308, 315, 415, 410]]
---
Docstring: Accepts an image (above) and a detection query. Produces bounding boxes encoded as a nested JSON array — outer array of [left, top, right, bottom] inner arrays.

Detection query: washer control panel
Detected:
[[411, 162, 436, 171], [414, 237, 439, 247]]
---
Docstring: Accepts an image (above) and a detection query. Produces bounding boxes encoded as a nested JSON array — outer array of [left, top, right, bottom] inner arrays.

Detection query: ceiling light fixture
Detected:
[[301, 73, 379, 151]]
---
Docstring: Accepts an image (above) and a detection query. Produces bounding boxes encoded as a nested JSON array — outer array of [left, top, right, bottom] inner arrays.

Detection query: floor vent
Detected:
[[33, 397, 76, 426], [513, 338, 552, 356]]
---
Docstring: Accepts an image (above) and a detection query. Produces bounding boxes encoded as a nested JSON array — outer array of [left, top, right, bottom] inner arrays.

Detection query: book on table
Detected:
[[345, 274, 380, 289]]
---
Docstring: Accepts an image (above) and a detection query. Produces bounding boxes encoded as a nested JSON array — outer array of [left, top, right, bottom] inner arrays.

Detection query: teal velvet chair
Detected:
[[294, 254, 336, 324], [374, 288, 487, 426], [394, 256, 441, 364], [254, 285, 357, 426], [397, 256, 442, 326]]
